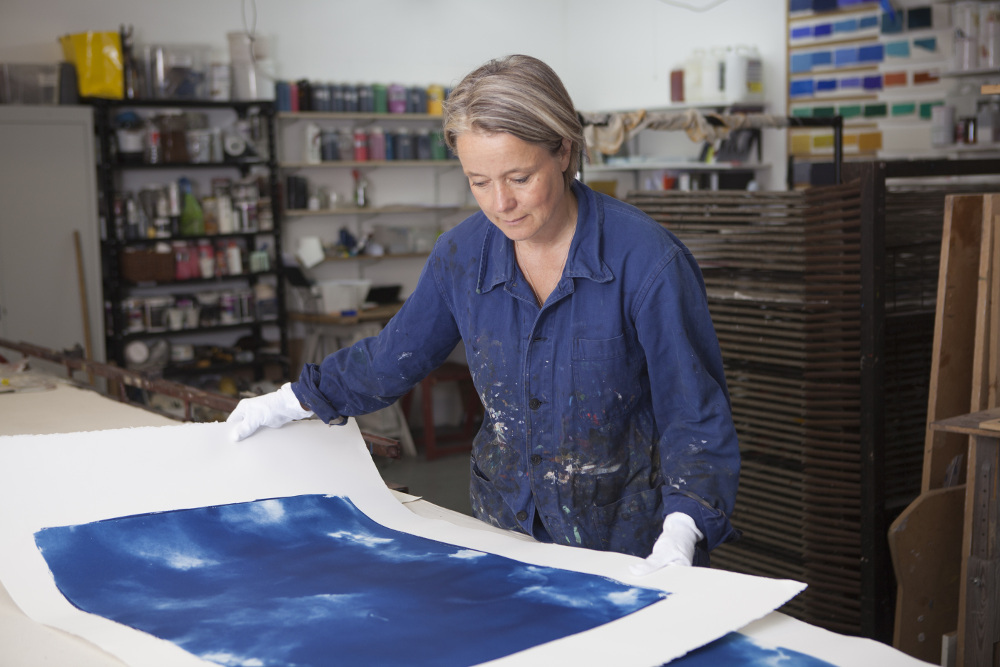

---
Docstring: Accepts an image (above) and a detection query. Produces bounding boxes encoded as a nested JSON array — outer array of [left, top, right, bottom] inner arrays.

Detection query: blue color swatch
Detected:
[[790, 79, 816, 97], [886, 40, 911, 57], [35, 494, 668, 667]]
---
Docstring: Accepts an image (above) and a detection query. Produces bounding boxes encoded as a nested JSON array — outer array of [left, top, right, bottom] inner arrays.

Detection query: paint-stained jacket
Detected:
[[295, 181, 740, 561]]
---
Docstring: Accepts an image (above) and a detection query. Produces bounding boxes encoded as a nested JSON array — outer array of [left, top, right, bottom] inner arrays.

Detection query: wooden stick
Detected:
[[72, 230, 94, 386]]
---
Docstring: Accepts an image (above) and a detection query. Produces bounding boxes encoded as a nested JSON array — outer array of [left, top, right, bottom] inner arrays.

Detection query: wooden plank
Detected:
[[957, 436, 1000, 667], [889, 485, 965, 663], [923, 195, 986, 492], [988, 195, 1000, 408], [970, 196, 997, 413]]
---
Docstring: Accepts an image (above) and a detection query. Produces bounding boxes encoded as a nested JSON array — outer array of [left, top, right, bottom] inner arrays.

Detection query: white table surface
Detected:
[[0, 374, 932, 666]]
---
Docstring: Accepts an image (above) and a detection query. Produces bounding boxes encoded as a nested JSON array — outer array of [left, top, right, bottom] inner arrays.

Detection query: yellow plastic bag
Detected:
[[59, 31, 123, 99]]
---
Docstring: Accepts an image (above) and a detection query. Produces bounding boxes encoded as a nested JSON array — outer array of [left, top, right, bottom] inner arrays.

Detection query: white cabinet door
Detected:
[[0, 106, 104, 361]]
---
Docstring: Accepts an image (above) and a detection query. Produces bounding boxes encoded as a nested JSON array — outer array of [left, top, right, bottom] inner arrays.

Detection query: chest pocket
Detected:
[[571, 333, 639, 427]]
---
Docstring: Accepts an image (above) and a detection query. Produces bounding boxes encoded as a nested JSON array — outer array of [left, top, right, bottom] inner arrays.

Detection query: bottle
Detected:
[[387, 84, 407, 113], [338, 129, 354, 162], [372, 84, 388, 113], [304, 123, 321, 164], [395, 128, 414, 160], [415, 128, 432, 161], [368, 126, 386, 161], [352, 169, 369, 208], [226, 242, 243, 275], [353, 128, 369, 161], [427, 84, 445, 115], [120, 24, 139, 100]]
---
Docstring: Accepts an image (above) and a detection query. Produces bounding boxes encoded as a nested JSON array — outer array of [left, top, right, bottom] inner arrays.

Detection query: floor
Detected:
[[374, 442, 473, 516]]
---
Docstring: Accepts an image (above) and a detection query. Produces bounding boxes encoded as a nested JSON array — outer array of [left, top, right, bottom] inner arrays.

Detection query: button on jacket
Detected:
[[295, 181, 740, 560]]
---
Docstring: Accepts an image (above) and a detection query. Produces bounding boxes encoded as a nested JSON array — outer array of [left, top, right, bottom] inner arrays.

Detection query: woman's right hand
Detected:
[[226, 382, 314, 441]]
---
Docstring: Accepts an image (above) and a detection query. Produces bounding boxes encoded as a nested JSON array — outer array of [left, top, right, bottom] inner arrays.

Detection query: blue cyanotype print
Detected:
[[35, 494, 667, 666], [674, 631, 837, 667]]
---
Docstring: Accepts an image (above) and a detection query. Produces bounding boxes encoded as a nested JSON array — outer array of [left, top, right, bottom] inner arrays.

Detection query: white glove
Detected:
[[629, 512, 704, 576], [227, 382, 314, 442]]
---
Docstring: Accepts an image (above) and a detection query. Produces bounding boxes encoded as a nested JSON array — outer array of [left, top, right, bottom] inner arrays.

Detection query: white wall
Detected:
[[0, 0, 787, 189]]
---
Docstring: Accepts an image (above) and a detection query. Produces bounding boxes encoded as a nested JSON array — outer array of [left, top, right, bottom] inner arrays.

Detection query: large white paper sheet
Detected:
[[0, 419, 804, 666]]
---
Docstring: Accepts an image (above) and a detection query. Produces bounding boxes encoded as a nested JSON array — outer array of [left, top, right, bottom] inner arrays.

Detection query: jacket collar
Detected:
[[477, 180, 614, 294]]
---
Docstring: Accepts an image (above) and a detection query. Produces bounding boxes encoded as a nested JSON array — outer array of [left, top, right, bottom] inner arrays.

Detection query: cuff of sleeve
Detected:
[[290, 377, 344, 425], [661, 492, 741, 552]]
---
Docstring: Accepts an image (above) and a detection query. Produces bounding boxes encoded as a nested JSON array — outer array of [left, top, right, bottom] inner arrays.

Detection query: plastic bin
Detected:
[[318, 279, 372, 315], [0, 64, 60, 104]]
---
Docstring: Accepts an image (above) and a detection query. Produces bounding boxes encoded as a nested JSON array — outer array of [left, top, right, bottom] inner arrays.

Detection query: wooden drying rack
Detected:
[[0, 337, 401, 460]]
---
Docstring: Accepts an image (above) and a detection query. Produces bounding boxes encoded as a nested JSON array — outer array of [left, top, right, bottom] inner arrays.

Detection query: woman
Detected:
[[228, 54, 740, 571]]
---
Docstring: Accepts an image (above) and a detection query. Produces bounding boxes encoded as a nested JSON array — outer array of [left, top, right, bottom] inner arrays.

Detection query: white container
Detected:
[[724, 46, 764, 104], [683, 49, 705, 103], [208, 63, 231, 101], [931, 105, 956, 146], [953, 1, 981, 70], [304, 123, 321, 164], [981, 2, 1000, 69], [227, 31, 269, 63], [231, 60, 275, 100], [319, 279, 372, 315], [700, 47, 728, 104]]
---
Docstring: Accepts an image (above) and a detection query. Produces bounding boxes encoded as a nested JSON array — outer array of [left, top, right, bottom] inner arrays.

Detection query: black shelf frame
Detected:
[[844, 157, 1000, 642], [87, 97, 288, 380]]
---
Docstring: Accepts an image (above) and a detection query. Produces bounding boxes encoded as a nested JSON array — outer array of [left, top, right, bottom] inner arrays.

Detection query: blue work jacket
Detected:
[[295, 181, 740, 560]]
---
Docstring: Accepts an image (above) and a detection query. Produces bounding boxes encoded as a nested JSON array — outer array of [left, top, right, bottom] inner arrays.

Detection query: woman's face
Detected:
[[455, 131, 574, 244]]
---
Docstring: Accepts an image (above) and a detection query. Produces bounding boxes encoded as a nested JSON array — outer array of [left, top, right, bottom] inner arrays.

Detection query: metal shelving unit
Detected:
[[87, 98, 288, 382]]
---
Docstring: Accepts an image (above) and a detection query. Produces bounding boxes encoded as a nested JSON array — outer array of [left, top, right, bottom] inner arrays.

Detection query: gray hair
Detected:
[[443, 54, 584, 189]]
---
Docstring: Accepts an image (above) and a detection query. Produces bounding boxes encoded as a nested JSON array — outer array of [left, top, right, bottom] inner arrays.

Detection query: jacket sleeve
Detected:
[[634, 243, 741, 552], [293, 249, 462, 426]]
